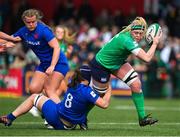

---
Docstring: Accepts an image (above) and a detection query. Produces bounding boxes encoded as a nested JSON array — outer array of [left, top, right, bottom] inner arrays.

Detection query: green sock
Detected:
[[132, 92, 146, 120]]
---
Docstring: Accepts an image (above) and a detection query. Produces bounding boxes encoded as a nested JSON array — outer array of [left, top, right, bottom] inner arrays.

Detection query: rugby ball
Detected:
[[145, 23, 162, 45]]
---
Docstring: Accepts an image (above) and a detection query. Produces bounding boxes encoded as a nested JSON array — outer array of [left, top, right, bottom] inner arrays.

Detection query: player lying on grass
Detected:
[[0, 65, 111, 130]]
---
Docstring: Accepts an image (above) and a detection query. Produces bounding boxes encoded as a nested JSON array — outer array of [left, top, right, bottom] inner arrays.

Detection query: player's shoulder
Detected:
[[121, 32, 132, 39], [37, 22, 50, 30], [119, 32, 134, 44], [80, 84, 92, 90], [80, 84, 93, 93]]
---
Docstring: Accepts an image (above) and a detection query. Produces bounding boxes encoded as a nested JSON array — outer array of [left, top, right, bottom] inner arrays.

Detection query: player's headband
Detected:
[[131, 25, 145, 31]]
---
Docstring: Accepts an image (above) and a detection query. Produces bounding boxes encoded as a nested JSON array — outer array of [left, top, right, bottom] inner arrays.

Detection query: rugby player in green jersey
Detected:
[[90, 17, 162, 126]]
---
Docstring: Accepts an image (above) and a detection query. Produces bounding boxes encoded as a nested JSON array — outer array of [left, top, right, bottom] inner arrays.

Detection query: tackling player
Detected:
[[0, 66, 111, 130]]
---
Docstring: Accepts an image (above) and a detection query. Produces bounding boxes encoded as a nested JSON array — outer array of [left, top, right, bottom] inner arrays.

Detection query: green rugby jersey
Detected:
[[96, 31, 140, 70]]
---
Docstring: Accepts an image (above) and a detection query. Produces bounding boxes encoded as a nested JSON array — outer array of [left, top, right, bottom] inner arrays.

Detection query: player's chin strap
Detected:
[[122, 69, 138, 86], [33, 94, 43, 107]]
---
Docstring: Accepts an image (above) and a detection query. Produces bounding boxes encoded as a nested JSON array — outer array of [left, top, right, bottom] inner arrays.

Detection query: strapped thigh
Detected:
[[89, 79, 109, 94], [33, 94, 43, 107], [122, 69, 138, 86]]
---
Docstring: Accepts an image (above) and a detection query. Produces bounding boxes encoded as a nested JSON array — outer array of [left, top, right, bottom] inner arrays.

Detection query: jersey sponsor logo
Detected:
[[26, 40, 40, 46], [133, 41, 138, 47], [34, 33, 39, 39], [90, 91, 96, 98]]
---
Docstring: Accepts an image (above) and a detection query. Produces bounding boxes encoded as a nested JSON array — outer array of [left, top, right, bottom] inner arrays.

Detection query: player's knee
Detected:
[[29, 84, 42, 94], [130, 80, 142, 92], [122, 69, 139, 86]]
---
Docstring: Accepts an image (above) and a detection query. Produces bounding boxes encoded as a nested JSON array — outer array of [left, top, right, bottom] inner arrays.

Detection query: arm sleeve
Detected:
[[85, 88, 99, 104], [124, 39, 140, 52], [13, 29, 23, 38]]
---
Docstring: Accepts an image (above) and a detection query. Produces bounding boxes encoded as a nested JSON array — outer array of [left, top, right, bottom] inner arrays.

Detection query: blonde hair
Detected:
[[21, 9, 43, 21], [55, 25, 76, 44], [121, 17, 147, 35]]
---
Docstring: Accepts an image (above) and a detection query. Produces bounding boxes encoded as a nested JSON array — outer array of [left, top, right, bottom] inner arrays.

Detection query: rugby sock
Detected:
[[132, 92, 146, 120], [7, 113, 16, 122]]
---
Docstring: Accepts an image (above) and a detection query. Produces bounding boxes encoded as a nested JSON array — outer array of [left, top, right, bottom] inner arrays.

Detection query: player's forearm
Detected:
[[0, 32, 14, 41], [102, 87, 111, 108], [145, 43, 157, 62], [51, 46, 60, 67], [0, 39, 7, 44]]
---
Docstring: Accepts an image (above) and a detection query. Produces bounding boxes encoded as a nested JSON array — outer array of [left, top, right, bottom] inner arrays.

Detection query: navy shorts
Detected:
[[36, 62, 69, 77], [42, 100, 65, 130], [89, 57, 111, 83]]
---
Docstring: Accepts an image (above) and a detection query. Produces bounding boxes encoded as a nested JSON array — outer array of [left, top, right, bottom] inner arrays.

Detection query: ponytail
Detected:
[[68, 69, 85, 88]]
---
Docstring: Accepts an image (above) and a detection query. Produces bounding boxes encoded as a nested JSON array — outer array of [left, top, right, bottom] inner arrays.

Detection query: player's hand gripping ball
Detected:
[[145, 23, 162, 45]]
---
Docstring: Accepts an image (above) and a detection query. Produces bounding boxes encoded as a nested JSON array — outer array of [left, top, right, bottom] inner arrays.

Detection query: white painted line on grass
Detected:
[[113, 106, 180, 111], [11, 121, 180, 125], [0, 136, 180, 137]]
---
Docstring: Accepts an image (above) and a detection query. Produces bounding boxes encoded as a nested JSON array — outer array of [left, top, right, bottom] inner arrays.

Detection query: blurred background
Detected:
[[0, 0, 180, 98]]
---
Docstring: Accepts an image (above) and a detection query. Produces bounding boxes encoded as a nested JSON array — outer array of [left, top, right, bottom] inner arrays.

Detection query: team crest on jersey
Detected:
[[34, 33, 39, 39], [90, 91, 96, 98], [133, 41, 138, 47]]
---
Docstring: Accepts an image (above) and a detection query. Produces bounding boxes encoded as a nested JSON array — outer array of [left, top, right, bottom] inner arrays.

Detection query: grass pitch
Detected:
[[0, 96, 180, 136]]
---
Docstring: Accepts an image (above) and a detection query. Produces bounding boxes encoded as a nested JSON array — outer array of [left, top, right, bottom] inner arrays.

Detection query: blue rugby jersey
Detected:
[[13, 22, 67, 64], [58, 84, 99, 124]]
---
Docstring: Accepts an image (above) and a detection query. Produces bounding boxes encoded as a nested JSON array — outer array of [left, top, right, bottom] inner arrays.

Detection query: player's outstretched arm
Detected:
[[0, 31, 21, 42]]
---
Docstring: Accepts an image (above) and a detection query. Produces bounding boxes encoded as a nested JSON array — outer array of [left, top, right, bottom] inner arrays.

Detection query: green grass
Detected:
[[0, 96, 180, 136]]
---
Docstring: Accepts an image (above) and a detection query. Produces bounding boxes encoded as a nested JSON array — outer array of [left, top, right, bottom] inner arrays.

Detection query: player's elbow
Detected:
[[101, 101, 110, 109], [142, 56, 152, 63], [96, 97, 110, 109]]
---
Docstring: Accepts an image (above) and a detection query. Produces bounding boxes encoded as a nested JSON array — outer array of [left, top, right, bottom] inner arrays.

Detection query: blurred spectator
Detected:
[[146, 43, 168, 98], [113, 10, 126, 28], [54, 25, 75, 59], [10, 0, 31, 32], [77, 20, 90, 44], [95, 9, 112, 28], [0, 0, 11, 31], [174, 39, 180, 97], [99, 25, 112, 44], [78, 40, 89, 62], [160, 36, 178, 97], [77, 0, 94, 24], [158, 19, 169, 43]]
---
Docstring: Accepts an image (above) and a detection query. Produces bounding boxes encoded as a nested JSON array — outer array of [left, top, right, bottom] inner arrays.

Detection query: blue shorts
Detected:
[[42, 100, 65, 130], [89, 57, 111, 83], [36, 62, 69, 77]]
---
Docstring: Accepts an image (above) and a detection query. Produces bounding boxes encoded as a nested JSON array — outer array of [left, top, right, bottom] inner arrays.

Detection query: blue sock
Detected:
[[7, 113, 16, 122]]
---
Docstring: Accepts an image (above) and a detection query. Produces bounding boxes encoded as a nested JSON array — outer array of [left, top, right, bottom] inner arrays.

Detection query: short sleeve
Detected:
[[43, 27, 55, 42], [124, 39, 140, 52], [85, 88, 99, 104], [13, 28, 24, 38]]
